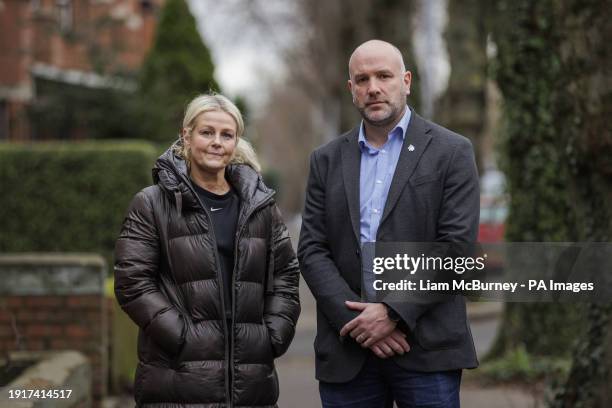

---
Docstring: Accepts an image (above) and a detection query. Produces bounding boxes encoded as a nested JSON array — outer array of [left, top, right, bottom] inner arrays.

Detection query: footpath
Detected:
[[104, 217, 543, 407], [275, 280, 543, 408], [103, 296, 540, 408]]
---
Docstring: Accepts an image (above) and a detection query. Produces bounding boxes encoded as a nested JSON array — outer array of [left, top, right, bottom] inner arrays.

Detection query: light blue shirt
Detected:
[[359, 106, 411, 244]]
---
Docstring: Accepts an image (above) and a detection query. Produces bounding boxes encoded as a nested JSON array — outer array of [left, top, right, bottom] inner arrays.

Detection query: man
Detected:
[[298, 39, 479, 407]]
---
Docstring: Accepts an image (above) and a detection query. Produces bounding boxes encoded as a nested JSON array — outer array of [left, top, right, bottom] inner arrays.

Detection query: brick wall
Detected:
[[0, 254, 107, 403], [0, 0, 165, 140], [0, 0, 163, 84]]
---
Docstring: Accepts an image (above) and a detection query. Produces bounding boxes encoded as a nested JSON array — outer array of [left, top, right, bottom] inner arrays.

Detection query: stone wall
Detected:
[[1, 351, 92, 408], [0, 254, 107, 403]]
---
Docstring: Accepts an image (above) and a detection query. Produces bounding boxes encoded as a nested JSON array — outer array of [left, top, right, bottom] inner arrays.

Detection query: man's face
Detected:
[[348, 47, 411, 128]]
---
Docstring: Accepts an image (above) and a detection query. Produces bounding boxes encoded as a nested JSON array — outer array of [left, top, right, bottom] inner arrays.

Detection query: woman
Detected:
[[114, 94, 301, 407]]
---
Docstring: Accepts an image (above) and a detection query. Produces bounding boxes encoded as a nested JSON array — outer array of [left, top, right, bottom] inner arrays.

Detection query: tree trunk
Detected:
[[551, 0, 612, 405], [488, 0, 586, 359]]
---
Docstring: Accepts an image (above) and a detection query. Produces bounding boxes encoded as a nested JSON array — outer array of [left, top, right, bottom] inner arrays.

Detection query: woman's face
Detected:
[[184, 110, 238, 177]]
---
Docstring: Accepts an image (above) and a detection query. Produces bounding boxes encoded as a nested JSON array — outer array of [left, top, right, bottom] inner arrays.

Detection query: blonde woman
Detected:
[[115, 94, 300, 407]]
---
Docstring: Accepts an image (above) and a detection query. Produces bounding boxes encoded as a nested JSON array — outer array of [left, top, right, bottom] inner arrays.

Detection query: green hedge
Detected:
[[0, 141, 158, 260]]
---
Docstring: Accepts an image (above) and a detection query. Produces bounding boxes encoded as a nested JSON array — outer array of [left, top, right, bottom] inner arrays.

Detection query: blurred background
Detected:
[[0, 0, 610, 407]]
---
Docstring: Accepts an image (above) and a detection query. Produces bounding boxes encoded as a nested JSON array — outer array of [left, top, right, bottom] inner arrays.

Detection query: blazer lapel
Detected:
[[379, 112, 432, 229], [340, 129, 362, 245]]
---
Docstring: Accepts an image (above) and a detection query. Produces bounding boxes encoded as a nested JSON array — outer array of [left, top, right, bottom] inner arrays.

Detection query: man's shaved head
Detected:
[[346, 39, 411, 132], [348, 40, 406, 79]]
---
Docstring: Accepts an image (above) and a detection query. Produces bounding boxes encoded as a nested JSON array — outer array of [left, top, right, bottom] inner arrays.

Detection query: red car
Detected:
[[478, 195, 507, 243]]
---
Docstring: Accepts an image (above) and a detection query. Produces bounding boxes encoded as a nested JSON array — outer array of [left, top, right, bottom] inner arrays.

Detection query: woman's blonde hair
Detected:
[[176, 93, 261, 172]]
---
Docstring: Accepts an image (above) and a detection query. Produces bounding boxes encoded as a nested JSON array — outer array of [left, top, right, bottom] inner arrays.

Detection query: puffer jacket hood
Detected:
[[114, 142, 300, 407], [152, 140, 273, 218]]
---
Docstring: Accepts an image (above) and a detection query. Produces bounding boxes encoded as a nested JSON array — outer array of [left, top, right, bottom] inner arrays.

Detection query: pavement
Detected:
[[104, 300, 541, 408], [104, 217, 543, 407], [275, 281, 542, 408], [276, 217, 542, 407], [102, 288, 540, 408]]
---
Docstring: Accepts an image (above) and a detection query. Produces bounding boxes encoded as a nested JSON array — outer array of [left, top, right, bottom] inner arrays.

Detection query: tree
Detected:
[[138, 0, 219, 143], [291, 0, 422, 140], [550, 0, 612, 405], [434, 0, 489, 171], [489, 0, 612, 405], [247, 0, 422, 211], [488, 0, 586, 360]]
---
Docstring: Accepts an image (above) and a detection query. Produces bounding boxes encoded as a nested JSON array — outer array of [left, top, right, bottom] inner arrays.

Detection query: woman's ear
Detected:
[[230, 137, 242, 160], [182, 127, 191, 146]]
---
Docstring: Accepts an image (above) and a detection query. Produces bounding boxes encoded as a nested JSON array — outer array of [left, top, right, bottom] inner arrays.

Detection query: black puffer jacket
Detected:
[[114, 146, 301, 407]]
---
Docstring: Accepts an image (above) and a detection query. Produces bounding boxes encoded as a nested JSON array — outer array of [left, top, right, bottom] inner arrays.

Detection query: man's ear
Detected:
[[348, 80, 356, 103], [404, 71, 412, 95]]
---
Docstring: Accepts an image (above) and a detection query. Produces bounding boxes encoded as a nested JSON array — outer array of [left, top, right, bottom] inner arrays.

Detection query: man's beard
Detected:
[[359, 103, 401, 128]]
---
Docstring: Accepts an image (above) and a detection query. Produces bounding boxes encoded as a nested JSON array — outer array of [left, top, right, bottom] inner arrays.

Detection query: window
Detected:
[[56, 0, 73, 33], [0, 101, 7, 140], [140, 0, 154, 13]]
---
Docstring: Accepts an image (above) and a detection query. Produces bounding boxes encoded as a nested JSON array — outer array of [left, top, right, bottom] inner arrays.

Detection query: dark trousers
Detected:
[[319, 354, 462, 408]]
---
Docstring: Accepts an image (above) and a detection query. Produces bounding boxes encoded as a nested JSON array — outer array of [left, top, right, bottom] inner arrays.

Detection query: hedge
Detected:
[[0, 141, 158, 261]]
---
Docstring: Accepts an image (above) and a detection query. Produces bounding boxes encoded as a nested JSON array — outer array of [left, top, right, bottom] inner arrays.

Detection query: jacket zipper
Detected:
[[229, 194, 275, 406], [180, 176, 232, 407], [204, 205, 232, 406], [182, 174, 274, 407]]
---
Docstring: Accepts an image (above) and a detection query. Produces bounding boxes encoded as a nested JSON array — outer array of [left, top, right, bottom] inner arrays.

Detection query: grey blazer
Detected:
[[298, 109, 480, 382]]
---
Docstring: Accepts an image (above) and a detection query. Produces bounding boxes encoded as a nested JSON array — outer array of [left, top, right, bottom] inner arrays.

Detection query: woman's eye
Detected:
[[222, 133, 234, 139]]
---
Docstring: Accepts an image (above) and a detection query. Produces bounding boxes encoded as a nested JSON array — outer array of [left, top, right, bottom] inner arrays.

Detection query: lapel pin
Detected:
[[408, 144, 415, 152]]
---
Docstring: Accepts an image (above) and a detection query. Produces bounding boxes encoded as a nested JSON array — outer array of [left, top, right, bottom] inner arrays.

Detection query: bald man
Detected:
[[298, 40, 479, 407]]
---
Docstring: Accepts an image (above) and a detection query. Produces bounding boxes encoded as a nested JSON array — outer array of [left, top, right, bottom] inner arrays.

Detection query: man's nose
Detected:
[[367, 79, 382, 95]]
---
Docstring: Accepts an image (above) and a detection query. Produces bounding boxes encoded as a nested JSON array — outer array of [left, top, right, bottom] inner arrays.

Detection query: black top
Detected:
[[192, 181, 240, 319]]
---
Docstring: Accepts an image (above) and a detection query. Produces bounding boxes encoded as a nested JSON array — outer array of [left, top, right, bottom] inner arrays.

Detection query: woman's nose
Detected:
[[211, 133, 222, 145]]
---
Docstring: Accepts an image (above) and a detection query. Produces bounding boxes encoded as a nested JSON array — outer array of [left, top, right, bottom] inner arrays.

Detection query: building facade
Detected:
[[0, 0, 164, 140]]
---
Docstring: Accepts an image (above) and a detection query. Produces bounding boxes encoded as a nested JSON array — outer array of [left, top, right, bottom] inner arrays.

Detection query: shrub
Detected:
[[477, 344, 571, 384], [0, 141, 157, 262], [137, 0, 219, 143]]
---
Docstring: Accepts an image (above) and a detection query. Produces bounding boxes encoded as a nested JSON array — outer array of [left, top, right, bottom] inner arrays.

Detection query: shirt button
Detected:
[[376, 180, 382, 184], [381, 149, 386, 154], [373, 209, 379, 214]]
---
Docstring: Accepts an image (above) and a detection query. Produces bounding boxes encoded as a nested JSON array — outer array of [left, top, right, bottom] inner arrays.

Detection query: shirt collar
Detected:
[[358, 105, 411, 150]]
